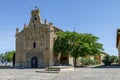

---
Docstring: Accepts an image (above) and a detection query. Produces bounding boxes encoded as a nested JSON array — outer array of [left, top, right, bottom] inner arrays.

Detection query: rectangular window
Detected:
[[33, 42, 36, 48]]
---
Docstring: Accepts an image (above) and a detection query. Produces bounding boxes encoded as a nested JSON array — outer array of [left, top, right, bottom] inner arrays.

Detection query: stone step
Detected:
[[36, 70, 59, 73], [0, 66, 12, 69], [45, 66, 74, 71]]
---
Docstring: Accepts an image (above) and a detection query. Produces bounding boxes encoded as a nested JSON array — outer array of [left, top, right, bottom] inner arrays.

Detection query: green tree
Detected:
[[110, 55, 118, 63], [0, 53, 4, 60], [70, 33, 103, 67], [54, 31, 72, 64], [102, 55, 112, 65], [0, 53, 6, 63], [4, 51, 15, 62], [102, 55, 118, 65], [54, 31, 103, 67]]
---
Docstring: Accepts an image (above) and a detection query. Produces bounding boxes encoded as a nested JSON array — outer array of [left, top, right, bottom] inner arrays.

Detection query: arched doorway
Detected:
[[31, 56, 38, 68]]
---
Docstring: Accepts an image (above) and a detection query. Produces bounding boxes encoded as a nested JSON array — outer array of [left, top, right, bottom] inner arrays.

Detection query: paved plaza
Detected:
[[0, 66, 120, 80]]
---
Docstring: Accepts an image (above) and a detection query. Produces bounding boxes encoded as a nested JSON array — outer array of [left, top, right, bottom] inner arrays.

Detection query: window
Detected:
[[34, 16, 37, 21], [33, 42, 36, 48]]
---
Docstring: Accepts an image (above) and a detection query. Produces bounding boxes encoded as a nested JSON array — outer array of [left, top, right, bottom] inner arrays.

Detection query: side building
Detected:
[[76, 52, 107, 66], [116, 29, 120, 64], [15, 8, 73, 68]]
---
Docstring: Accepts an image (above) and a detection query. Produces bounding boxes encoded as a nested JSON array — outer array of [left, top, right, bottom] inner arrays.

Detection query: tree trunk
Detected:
[[57, 53, 61, 64], [74, 57, 77, 67], [13, 53, 15, 67]]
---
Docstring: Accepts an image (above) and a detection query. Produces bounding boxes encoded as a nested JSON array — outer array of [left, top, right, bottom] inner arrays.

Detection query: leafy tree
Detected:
[[54, 31, 72, 64], [0, 53, 6, 63], [70, 33, 103, 67], [110, 55, 118, 63], [0, 51, 15, 63], [54, 31, 103, 67], [4, 51, 15, 62], [0, 53, 4, 61], [102, 55, 112, 65], [102, 55, 118, 65]]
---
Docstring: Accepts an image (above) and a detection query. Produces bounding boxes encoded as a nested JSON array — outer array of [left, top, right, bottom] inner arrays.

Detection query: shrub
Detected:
[[81, 58, 98, 66], [102, 55, 115, 65], [90, 59, 98, 65], [110, 55, 119, 63]]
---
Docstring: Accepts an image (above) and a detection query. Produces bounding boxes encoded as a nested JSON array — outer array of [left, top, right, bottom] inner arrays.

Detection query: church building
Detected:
[[15, 8, 73, 68]]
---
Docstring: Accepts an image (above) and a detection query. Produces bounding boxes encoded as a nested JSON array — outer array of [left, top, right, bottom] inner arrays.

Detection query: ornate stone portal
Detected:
[[15, 8, 74, 68]]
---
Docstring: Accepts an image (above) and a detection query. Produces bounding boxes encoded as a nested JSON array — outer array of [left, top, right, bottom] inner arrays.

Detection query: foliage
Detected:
[[5, 51, 15, 62], [102, 55, 118, 65], [0, 51, 15, 62], [110, 55, 119, 63], [81, 58, 98, 66], [0, 53, 6, 63], [54, 31, 103, 67]]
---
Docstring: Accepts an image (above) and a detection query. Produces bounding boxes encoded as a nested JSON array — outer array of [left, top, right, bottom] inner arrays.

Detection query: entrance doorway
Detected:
[[31, 56, 38, 68]]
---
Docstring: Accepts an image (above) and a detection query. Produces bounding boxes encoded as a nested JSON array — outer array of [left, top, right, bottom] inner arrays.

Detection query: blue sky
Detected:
[[0, 0, 120, 56]]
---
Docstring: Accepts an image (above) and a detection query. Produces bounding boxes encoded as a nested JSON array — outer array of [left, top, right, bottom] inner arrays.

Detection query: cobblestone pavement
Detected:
[[0, 68, 120, 80]]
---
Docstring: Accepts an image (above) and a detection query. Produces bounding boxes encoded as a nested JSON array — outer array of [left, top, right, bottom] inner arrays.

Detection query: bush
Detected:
[[90, 60, 99, 65], [102, 55, 118, 65], [110, 55, 119, 63], [81, 58, 98, 66], [81, 58, 89, 66]]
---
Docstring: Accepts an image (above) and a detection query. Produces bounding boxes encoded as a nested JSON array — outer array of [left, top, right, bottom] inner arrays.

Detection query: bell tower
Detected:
[[29, 7, 42, 25]]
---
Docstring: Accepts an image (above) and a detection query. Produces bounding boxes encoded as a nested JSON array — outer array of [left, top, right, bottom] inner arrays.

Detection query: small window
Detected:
[[35, 16, 37, 21], [33, 42, 36, 48]]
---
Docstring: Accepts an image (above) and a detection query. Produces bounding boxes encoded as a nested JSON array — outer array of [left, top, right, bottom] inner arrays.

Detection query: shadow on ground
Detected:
[[93, 64, 120, 68]]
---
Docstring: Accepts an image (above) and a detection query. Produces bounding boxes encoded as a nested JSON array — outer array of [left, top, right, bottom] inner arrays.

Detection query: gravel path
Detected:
[[0, 68, 120, 80]]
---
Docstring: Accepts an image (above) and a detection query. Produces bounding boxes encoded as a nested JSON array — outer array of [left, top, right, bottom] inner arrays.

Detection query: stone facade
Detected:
[[94, 52, 107, 64], [15, 8, 64, 68], [116, 29, 120, 64]]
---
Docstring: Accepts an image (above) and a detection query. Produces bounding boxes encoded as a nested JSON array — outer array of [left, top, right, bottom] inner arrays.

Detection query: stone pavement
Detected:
[[0, 67, 120, 80]]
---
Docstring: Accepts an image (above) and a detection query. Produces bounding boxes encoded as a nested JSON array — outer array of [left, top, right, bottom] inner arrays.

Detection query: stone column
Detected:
[[48, 23, 54, 66]]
